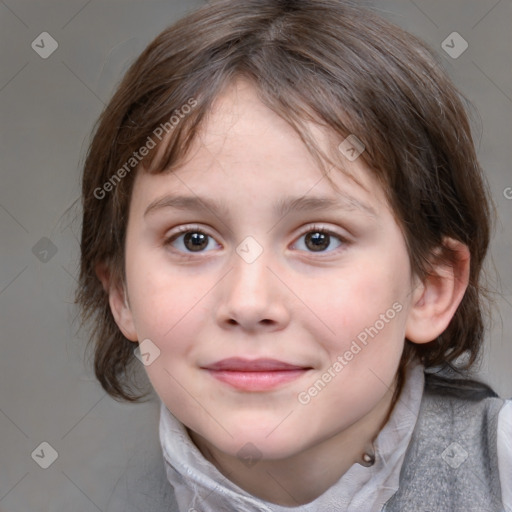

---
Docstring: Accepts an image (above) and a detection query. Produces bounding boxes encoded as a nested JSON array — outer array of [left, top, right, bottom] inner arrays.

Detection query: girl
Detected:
[[76, 1, 511, 510]]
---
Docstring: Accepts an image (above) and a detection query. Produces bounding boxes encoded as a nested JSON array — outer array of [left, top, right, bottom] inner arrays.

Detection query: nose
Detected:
[[216, 249, 291, 333]]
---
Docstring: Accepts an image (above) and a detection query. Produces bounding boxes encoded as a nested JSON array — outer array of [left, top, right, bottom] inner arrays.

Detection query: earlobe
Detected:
[[95, 263, 138, 342], [405, 238, 470, 344]]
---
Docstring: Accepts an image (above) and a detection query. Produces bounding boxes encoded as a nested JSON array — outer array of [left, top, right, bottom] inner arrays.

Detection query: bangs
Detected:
[[140, 70, 372, 202]]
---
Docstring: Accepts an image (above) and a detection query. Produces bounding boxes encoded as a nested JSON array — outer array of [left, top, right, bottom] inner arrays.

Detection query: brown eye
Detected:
[[305, 231, 330, 251], [166, 229, 218, 254], [183, 232, 208, 251], [294, 227, 344, 253]]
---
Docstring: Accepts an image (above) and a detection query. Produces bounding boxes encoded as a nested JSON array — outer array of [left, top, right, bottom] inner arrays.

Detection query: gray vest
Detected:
[[106, 372, 506, 511], [383, 371, 505, 512]]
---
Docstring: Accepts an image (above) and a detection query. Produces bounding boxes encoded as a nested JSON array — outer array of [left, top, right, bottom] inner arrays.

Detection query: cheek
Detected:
[[299, 263, 408, 413], [302, 258, 411, 393], [313, 260, 407, 339], [125, 260, 213, 410], [124, 241, 210, 346], [129, 269, 208, 345]]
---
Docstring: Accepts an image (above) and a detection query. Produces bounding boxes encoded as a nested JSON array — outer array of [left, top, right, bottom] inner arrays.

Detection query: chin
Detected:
[[199, 425, 307, 462]]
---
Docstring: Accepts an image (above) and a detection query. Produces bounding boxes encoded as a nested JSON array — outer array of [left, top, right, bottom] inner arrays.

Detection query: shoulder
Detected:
[[422, 377, 512, 511], [423, 370, 502, 400], [419, 371, 506, 461], [420, 371, 506, 429], [382, 371, 507, 511], [497, 399, 512, 512]]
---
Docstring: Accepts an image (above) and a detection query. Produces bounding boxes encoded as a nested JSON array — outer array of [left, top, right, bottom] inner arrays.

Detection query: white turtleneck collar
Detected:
[[159, 360, 425, 512]]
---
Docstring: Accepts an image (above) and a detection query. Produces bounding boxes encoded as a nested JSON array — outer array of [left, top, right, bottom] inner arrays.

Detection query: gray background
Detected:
[[0, 0, 511, 510]]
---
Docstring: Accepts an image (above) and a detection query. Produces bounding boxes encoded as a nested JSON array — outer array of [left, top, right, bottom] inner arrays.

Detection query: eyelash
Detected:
[[163, 224, 348, 257]]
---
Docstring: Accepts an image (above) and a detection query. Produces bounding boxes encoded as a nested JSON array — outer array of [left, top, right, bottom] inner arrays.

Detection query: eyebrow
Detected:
[[143, 193, 377, 219]]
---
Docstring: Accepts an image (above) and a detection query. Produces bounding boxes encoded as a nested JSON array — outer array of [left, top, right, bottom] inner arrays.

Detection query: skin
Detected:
[[102, 79, 470, 506]]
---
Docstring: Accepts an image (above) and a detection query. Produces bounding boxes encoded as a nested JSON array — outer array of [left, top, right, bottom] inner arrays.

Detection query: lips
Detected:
[[203, 357, 309, 372], [201, 358, 312, 391]]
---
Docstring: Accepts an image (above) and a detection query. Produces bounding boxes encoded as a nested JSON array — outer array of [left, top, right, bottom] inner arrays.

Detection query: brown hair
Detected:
[[76, 0, 495, 403]]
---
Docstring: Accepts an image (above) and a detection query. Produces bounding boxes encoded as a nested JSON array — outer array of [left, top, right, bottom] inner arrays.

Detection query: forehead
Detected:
[[133, 79, 389, 218]]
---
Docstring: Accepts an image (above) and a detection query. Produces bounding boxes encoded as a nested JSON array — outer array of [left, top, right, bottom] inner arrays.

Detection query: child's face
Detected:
[[120, 79, 421, 459]]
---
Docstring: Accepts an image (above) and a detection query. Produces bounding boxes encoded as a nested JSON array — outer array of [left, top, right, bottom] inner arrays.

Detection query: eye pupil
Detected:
[[184, 232, 208, 251], [305, 232, 329, 251]]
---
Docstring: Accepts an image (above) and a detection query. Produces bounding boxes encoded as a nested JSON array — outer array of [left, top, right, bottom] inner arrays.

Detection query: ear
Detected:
[[95, 262, 138, 342], [405, 238, 470, 344]]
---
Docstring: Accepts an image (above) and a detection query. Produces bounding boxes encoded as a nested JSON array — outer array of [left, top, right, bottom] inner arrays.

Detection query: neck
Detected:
[[189, 380, 398, 506]]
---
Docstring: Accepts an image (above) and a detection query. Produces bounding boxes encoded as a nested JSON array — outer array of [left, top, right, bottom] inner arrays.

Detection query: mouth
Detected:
[[201, 358, 312, 391]]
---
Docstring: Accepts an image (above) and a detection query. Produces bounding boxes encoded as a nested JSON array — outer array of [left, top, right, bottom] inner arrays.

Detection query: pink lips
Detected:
[[202, 358, 311, 391]]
